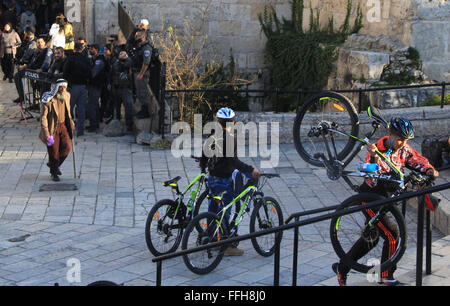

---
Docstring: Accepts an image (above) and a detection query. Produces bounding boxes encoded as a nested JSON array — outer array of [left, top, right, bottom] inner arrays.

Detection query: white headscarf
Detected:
[[42, 79, 68, 103]]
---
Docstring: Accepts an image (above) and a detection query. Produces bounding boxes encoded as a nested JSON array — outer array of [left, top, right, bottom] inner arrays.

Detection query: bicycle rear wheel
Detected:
[[293, 91, 359, 167], [145, 199, 184, 256], [249, 197, 284, 257], [182, 212, 227, 275], [330, 193, 407, 274]]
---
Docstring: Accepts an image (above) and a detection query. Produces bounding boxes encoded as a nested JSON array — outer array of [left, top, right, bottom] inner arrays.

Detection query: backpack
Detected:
[[421, 138, 444, 168]]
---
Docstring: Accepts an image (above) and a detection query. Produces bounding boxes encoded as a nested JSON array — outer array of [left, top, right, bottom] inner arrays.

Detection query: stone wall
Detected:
[[234, 105, 450, 144], [74, 0, 449, 83], [310, 0, 449, 82]]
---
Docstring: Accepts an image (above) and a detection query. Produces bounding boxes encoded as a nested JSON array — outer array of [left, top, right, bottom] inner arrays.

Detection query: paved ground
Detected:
[[0, 79, 449, 286]]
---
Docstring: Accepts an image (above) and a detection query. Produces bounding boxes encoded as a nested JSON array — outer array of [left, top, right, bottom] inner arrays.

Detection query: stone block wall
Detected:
[[235, 104, 450, 144], [73, 0, 449, 83]]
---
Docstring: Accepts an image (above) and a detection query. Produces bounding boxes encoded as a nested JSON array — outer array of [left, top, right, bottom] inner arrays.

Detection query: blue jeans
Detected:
[[69, 85, 87, 135], [208, 170, 253, 226], [87, 85, 101, 128]]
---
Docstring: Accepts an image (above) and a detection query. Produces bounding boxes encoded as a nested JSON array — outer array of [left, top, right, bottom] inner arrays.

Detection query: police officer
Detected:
[[126, 19, 151, 50], [86, 43, 107, 132], [111, 51, 133, 131], [131, 30, 152, 119], [63, 42, 91, 136]]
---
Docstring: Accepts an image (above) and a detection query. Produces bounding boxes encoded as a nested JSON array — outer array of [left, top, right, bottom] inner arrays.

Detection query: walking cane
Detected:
[[71, 135, 76, 179]]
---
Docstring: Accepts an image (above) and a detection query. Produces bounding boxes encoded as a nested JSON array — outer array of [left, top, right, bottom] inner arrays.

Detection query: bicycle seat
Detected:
[[162, 176, 182, 186], [367, 106, 388, 128]]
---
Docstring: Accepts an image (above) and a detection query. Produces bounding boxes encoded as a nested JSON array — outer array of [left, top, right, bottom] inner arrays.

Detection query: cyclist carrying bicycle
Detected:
[[332, 117, 439, 286], [199, 107, 261, 256]]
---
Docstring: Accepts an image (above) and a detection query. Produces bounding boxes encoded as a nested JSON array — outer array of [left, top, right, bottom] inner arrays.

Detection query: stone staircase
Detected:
[[318, 235, 450, 286]]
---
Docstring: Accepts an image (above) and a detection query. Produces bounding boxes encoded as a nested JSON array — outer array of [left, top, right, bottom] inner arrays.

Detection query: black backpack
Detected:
[[421, 137, 445, 168]]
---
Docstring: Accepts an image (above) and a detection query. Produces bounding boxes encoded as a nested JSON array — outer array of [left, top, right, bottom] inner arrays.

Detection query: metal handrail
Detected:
[[152, 181, 450, 286]]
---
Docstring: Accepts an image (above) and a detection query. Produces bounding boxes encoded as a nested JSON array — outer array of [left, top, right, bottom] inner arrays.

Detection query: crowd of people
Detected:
[[0, 1, 156, 137]]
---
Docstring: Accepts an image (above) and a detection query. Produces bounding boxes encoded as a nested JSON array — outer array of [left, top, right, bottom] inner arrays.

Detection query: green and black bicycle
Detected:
[[292, 91, 439, 275], [145, 158, 210, 256], [181, 173, 284, 275]]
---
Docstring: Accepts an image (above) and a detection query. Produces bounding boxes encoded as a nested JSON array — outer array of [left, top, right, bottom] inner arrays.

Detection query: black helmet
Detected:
[[389, 117, 415, 139]]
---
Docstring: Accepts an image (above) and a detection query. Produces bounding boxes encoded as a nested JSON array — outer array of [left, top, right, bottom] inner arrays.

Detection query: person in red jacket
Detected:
[[332, 117, 439, 286]]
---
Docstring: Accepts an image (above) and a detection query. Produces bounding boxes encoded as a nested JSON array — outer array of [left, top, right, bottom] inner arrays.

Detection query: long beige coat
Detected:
[[39, 92, 75, 145], [0, 30, 21, 58]]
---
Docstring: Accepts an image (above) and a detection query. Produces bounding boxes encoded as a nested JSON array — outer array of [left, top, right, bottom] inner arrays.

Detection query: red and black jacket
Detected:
[[364, 136, 435, 188]]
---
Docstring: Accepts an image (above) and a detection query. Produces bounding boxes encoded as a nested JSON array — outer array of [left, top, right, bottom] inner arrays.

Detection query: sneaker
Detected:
[[9, 78, 13, 83], [13, 98, 22, 104], [378, 276, 401, 286], [332, 263, 347, 286], [51, 174, 60, 182], [2, 75, 6, 81], [223, 246, 244, 256]]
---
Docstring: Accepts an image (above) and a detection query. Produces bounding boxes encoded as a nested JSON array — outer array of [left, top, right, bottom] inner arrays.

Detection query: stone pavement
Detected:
[[0, 80, 449, 286]]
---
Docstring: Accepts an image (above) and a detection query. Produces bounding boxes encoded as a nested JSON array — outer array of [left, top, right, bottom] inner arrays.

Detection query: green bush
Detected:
[[259, 0, 363, 111], [425, 94, 450, 106]]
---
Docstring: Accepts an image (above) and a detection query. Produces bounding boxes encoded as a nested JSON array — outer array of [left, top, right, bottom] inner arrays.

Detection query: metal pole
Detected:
[[441, 82, 446, 109], [275, 88, 279, 113], [401, 200, 406, 217], [416, 199, 425, 286], [71, 136, 76, 179], [292, 217, 299, 286], [358, 90, 363, 113], [426, 209, 432, 275], [274, 232, 280, 286], [156, 261, 162, 286]]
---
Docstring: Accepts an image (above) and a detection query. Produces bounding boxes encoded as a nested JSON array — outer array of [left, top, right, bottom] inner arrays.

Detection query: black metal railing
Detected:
[[152, 181, 450, 286], [160, 82, 449, 138]]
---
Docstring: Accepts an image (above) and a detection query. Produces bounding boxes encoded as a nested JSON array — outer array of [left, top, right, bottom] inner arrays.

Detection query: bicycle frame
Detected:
[[209, 185, 258, 237], [168, 173, 207, 222], [317, 106, 407, 191]]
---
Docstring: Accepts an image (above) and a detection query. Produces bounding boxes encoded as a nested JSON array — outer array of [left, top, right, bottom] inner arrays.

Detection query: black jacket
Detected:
[[89, 54, 107, 88], [200, 128, 254, 178], [63, 52, 91, 86]]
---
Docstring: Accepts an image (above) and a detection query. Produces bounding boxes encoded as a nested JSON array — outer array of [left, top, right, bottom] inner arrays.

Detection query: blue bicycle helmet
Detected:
[[216, 107, 236, 120], [389, 117, 415, 139]]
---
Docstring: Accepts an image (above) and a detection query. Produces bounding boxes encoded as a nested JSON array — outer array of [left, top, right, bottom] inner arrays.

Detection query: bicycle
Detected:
[[145, 157, 210, 256], [292, 90, 439, 274], [181, 173, 284, 275]]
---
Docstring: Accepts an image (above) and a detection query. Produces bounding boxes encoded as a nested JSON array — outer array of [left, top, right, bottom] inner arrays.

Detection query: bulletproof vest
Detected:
[[131, 42, 150, 69], [112, 59, 132, 88], [90, 54, 107, 87]]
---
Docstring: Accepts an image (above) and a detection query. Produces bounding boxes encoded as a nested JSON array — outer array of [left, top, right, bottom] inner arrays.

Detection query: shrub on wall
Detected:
[[259, 0, 363, 111]]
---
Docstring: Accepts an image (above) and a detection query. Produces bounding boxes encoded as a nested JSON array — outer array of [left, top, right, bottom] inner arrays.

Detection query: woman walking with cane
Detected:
[[39, 79, 75, 181]]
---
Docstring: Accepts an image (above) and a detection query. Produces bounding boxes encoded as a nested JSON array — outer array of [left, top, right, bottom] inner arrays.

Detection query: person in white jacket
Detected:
[[49, 15, 65, 49]]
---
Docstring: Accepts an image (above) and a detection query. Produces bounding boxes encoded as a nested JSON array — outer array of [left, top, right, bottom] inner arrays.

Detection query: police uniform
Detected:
[[112, 57, 133, 130], [132, 42, 152, 118]]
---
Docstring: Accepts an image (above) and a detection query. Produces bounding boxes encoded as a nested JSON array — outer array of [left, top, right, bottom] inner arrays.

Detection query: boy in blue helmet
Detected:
[[200, 107, 260, 256], [332, 117, 439, 286]]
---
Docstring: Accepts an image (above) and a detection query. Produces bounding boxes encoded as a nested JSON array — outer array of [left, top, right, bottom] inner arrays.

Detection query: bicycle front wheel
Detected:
[[182, 212, 227, 275], [249, 197, 284, 257], [330, 193, 407, 274], [293, 91, 359, 167], [145, 199, 184, 256]]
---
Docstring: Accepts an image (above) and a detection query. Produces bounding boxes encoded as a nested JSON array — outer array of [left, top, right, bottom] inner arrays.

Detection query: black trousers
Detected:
[[1, 54, 15, 80], [339, 181, 399, 278]]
